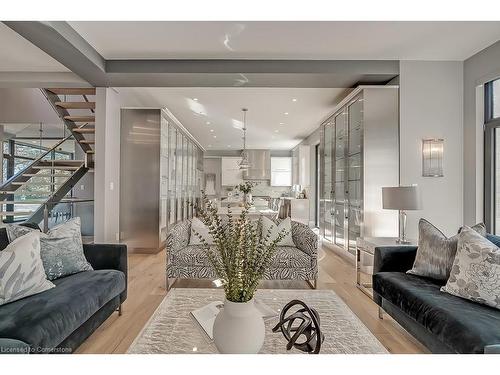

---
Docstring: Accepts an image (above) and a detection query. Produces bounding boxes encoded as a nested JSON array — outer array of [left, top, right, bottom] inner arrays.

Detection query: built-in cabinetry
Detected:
[[221, 157, 243, 186], [292, 145, 310, 187], [120, 108, 203, 252], [320, 86, 399, 255], [271, 157, 292, 186]]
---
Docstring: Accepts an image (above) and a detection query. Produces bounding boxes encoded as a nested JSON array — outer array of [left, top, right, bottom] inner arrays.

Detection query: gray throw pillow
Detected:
[[6, 218, 93, 280], [0, 232, 55, 306], [189, 217, 214, 245], [408, 219, 486, 281], [441, 227, 500, 310]]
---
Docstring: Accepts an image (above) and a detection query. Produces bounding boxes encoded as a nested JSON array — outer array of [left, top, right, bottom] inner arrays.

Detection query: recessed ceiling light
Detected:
[[206, 121, 211, 125], [193, 98, 198, 101], [284, 112, 289, 115], [210, 129, 214, 132], [213, 135, 217, 138], [292, 98, 297, 102], [279, 122, 284, 125], [274, 130, 279, 133], [227, 145, 232, 148]]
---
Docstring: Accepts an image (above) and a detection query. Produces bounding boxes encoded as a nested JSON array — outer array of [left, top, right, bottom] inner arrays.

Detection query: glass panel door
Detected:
[[323, 121, 334, 242], [168, 126, 177, 225], [334, 110, 347, 247], [176, 131, 183, 221], [347, 96, 364, 251]]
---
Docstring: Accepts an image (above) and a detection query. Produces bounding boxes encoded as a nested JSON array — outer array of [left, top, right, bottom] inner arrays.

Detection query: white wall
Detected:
[[463, 41, 500, 226], [94, 88, 121, 243], [400, 61, 464, 238]]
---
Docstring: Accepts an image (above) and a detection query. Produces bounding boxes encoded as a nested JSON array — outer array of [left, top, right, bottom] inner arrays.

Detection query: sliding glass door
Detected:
[[484, 78, 500, 234]]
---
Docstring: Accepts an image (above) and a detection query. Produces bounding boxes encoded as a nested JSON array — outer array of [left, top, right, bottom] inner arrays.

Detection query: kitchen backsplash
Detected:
[[223, 180, 291, 198]]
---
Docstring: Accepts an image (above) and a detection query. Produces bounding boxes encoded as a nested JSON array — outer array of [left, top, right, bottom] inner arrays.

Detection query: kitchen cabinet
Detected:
[[320, 86, 399, 255], [271, 157, 292, 186], [221, 157, 243, 186], [292, 145, 310, 187]]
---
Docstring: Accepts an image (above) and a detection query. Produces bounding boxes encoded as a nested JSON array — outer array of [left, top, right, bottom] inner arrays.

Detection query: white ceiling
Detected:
[[0, 23, 69, 72], [118, 87, 349, 150], [70, 21, 500, 61]]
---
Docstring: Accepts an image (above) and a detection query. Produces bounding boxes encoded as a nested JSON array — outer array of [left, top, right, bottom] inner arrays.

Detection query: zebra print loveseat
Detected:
[[165, 219, 318, 290]]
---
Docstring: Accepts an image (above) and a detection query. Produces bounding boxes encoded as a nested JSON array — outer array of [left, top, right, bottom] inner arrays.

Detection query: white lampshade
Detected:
[[382, 186, 421, 210]]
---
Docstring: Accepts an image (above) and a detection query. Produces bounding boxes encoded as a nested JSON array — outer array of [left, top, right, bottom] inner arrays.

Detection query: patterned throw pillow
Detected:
[[408, 219, 486, 281], [261, 217, 295, 247], [6, 218, 93, 280], [441, 227, 500, 310], [0, 232, 55, 306]]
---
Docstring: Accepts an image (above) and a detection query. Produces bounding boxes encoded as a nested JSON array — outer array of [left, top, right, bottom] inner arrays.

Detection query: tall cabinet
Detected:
[[320, 86, 399, 255], [121, 108, 203, 253]]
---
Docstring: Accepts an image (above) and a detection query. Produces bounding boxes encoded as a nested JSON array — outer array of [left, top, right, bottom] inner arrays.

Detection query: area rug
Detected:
[[128, 288, 387, 354]]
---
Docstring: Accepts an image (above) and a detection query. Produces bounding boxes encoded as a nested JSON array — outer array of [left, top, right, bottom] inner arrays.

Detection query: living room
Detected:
[[1, 2, 500, 373]]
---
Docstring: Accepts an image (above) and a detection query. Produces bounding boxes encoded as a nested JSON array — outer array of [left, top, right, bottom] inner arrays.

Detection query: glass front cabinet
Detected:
[[320, 86, 400, 255]]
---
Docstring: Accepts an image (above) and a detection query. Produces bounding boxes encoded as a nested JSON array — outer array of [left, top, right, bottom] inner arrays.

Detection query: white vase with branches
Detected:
[[193, 192, 288, 353]]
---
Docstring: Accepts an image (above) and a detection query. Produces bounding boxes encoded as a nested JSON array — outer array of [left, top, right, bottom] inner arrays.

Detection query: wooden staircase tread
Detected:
[[0, 200, 47, 204], [55, 101, 95, 109], [33, 166, 81, 170], [23, 174, 72, 177], [73, 128, 95, 133], [79, 140, 95, 144], [64, 116, 95, 123], [0, 211, 34, 216], [47, 88, 96, 95]]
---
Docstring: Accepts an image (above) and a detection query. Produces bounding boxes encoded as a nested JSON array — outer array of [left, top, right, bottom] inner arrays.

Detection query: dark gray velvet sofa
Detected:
[[0, 226, 127, 354], [372, 236, 500, 354]]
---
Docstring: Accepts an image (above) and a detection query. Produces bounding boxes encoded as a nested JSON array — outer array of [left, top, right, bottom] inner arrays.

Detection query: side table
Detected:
[[356, 237, 416, 298]]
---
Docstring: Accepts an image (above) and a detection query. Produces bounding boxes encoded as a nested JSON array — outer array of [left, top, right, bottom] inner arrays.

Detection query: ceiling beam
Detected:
[[106, 59, 399, 74], [4, 21, 399, 88], [3, 21, 107, 86]]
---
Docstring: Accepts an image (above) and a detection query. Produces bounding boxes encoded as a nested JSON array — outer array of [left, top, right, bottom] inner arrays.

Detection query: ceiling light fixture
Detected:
[[284, 112, 289, 115], [274, 130, 279, 133], [239, 108, 251, 170], [193, 98, 199, 101], [292, 98, 297, 102], [210, 129, 214, 132], [206, 121, 211, 125], [213, 135, 217, 138]]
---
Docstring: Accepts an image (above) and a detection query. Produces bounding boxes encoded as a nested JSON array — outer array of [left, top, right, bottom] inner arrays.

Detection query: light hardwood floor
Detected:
[[75, 245, 427, 354]]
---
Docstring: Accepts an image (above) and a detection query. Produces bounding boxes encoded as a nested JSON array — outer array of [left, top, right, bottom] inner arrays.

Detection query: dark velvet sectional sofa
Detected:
[[0, 226, 127, 354], [373, 236, 500, 354]]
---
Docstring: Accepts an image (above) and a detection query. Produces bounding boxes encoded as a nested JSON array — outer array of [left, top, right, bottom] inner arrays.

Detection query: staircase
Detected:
[[0, 88, 96, 227]]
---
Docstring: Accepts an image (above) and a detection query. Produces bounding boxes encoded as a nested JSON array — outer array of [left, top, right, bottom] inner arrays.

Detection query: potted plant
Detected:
[[193, 192, 288, 353], [236, 181, 255, 205]]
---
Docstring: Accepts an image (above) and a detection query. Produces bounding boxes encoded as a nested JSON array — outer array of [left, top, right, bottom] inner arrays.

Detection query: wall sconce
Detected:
[[422, 138, 444, 177]]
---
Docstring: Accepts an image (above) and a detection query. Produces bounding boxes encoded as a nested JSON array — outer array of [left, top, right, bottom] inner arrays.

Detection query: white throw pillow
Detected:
[[0, 232, 55, 306], [189, 217, 214, 245], [261, 217, 295, 247], [441, 227, 500, 310]]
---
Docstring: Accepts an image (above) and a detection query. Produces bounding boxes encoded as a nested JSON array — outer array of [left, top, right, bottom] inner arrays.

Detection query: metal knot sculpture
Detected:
[[272, 299, 324, 354]]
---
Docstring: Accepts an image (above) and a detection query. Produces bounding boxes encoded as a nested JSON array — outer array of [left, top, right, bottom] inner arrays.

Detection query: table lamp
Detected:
[[382, 185, 421, 244]]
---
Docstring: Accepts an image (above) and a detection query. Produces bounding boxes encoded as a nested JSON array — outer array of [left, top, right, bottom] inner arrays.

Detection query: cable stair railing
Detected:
[[0, 87, 96, 229]]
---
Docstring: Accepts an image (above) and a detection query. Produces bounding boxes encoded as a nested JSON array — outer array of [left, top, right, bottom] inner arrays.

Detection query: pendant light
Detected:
[[239, 108, 251, 170]]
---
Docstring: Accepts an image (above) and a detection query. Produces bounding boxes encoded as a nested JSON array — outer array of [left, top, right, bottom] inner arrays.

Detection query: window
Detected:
[[484, 78, 500, 233]]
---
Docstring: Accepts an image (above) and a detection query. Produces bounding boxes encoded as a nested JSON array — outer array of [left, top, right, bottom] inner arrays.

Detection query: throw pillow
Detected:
[[458, 222, 487, 236], [261, 217, 295, 247], [0, 232, 55, 306], [6, 217, 93, 280], [441, 227, 500, 310], [189, 217, 214, 245], [408, 219, 486, 281]]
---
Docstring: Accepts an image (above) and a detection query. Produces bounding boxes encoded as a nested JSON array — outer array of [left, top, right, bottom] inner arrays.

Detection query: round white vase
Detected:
[[213, 298, 265, 354]]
